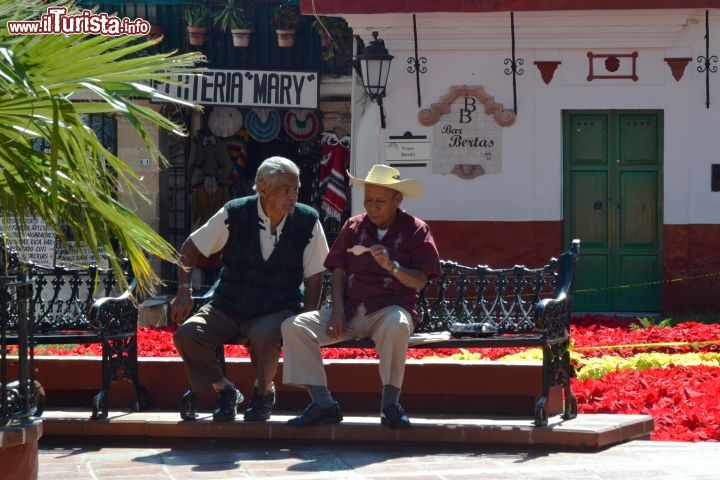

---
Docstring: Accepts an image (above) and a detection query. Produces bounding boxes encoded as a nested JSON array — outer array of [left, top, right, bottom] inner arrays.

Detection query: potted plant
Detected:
[[312, 16, 350, 60], [271, 2, 302, 47], [184, 3, 210, 46], [212, 0, 253, 47]]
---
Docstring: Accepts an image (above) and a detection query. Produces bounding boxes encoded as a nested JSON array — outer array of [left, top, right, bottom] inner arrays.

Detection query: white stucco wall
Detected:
[[345, 9, 720, 225]]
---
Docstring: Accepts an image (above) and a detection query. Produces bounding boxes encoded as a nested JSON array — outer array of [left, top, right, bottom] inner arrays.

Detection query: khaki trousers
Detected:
[[173, 305, 292, 394], [281, 305, 413, 389]]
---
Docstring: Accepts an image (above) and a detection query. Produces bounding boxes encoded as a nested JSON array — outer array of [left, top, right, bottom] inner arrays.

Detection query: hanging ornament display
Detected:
[[244, 108, 282, 142], [283, 109, 321, 141], [207, 106, 244, 138]]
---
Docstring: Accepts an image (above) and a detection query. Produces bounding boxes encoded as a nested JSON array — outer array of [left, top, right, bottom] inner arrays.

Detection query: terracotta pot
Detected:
[[231, 28, 251, 47], [187, 26, 208, 46], [276, 29, 296, 48], [147, 26, 164, 42]]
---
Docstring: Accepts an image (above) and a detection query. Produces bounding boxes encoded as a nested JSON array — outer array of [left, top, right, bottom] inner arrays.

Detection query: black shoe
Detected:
[[243, 384, 276, 422], [180, 389, 198, 421], [287, 402, 343, 427], [381, 403, 411, 428], [212, 385, 243, 422]]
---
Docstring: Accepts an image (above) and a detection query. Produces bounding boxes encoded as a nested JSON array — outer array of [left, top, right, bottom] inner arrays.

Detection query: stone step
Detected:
[[40, 409, 654, 450]]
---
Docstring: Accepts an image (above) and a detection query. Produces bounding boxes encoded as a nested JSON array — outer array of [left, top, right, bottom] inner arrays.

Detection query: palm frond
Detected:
[[0, 0, 206, 295]]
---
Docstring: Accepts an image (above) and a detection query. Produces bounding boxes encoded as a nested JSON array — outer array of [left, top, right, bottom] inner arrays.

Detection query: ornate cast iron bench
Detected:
[[186, 239, 581, 427], [1, 241, 146, 420]]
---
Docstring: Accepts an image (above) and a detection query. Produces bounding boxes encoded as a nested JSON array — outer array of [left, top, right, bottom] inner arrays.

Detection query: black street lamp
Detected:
[[356, 31, 393, 128]]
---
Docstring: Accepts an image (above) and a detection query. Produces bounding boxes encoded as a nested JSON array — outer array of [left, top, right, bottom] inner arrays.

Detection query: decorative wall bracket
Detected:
[[406, 14, 428, 108], [664, 57, 692, 81], [418, 85, 516, 127], [534, 61, 561, 85], [697, 10, 718, 109], [503, 12, 524, 114]]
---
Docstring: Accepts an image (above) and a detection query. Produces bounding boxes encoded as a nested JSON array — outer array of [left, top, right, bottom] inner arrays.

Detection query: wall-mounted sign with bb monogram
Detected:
[[418, 86, 515, 179]]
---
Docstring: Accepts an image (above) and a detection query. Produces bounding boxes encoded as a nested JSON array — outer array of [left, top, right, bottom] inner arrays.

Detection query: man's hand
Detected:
[[326, 311, 347, 339], [170, 237, 202, 325], [369, 244, 428, 290], [370, 244, 393, 272], [169, 290, 193, 325]]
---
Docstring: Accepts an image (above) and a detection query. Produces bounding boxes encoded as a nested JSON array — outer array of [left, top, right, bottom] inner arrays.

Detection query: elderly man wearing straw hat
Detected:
[[282, 164, 441, 428]]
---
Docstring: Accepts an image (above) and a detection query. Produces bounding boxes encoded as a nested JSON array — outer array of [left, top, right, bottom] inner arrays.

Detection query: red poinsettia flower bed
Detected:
[[573, 365, 720, 442], [29, 314, 720, 442]]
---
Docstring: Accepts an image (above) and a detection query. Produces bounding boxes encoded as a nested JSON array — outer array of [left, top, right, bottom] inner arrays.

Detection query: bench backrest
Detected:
[[318, 240, 580, 335], [1, 242, 129, 332], [25, 264, 124, 332], [192, 240, 581, 336]]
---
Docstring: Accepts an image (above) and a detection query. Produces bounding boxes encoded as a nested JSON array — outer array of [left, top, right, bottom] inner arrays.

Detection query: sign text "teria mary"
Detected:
[[152, 69, 318, 109]]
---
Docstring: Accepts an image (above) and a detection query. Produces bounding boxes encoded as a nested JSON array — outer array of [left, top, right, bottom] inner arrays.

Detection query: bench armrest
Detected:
[[90, 284, 138, 338], [534, 294, 571, 341]]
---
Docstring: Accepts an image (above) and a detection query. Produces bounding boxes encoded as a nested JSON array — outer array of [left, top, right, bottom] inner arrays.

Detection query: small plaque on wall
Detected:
[[386, 132, 429, 166], [0, 216, 56, 267]]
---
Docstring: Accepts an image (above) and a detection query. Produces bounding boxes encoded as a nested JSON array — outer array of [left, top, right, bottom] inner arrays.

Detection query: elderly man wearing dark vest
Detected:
[[170, 156, 329, 423], [282, 164, 441, 428]]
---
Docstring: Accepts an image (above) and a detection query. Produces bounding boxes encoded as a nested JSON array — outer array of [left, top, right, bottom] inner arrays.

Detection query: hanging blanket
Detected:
[[319, 132, 351, 221]]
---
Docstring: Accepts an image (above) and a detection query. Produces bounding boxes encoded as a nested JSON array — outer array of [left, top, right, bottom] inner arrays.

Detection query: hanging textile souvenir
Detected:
[[188, 128, 233, 269], [223, 129, 254, 198], [245, 108, 281, 142], [318, 131, 351, 221], [283, 109, 320, 141], [208, 106, 244, 138]]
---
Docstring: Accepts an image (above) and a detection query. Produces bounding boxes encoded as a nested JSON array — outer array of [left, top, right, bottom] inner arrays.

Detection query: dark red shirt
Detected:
[[324, 209, 441, 326]]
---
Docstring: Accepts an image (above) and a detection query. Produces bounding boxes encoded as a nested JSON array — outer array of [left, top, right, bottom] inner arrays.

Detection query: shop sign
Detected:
[[432, 96, 503, 177], [151, 69, 319, 109], [418, 86, 515, 179]]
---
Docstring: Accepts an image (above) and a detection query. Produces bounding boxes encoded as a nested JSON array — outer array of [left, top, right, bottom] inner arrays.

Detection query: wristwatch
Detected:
[[391, 260, 400, 275]]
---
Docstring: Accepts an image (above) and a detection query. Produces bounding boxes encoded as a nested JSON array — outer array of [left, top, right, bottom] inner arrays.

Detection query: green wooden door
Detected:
[[563, 111, 662, 312]]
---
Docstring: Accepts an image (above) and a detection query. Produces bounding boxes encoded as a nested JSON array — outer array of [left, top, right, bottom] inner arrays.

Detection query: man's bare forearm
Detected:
[[303, 272, 324, 312]]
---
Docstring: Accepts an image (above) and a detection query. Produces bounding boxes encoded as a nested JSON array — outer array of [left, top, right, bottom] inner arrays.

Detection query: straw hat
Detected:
[[348, 164, 424, 198]]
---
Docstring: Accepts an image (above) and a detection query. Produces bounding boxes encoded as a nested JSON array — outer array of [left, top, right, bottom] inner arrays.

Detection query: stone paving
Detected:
[[38, 437, 720, 480]]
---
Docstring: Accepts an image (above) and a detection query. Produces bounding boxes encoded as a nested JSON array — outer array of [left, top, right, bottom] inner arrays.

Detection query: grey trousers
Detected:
[[281, 305, 413, 389], [173, 305, 292, 394]]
